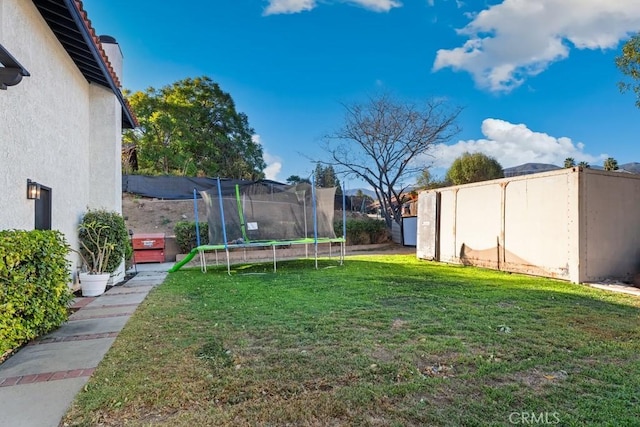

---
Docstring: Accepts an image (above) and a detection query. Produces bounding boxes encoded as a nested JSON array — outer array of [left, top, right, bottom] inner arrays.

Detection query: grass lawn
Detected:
[[63, 255, 640, 426]]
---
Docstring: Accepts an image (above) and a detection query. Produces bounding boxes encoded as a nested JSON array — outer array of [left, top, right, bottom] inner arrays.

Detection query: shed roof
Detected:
[[32, 0, 137, 128]]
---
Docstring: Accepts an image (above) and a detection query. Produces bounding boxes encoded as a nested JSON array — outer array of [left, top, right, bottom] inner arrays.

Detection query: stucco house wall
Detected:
[[0, 0, 133, 283]]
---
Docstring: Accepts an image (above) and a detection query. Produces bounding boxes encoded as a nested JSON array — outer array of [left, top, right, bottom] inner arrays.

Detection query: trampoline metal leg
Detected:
[[226, 249, 231, 276], [199, 250, 207, 273], [273, 245, 277, 272]]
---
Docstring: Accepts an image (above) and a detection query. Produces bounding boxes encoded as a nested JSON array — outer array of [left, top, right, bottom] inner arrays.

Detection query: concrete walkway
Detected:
[[0, 264, 171, 427]]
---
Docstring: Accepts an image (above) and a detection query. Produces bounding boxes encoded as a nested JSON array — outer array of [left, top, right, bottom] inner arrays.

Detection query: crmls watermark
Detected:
[[508, 411, 561, 425]]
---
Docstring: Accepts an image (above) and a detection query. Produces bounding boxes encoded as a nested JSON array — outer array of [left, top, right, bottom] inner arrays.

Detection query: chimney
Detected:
[[98, 35, 123, 85]]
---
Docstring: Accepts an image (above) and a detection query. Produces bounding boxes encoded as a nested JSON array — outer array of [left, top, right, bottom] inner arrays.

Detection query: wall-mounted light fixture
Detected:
[[27, 179, 41, 200], [0, 44, 30, 90]]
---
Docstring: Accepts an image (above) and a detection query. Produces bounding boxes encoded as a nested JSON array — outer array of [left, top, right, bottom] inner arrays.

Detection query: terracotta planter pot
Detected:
[[79, 272, 109, 297]]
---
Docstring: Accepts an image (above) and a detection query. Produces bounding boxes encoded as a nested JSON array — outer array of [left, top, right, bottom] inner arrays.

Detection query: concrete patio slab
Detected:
[[0, 377, 88, 427], [84, 292, 148, 307], [0, 338, 116, 378], [123, 280, 163, 288], [68, 306, 136, 321], [128, 263, 174, 273], [106, 284, 155, 294], [43, 316, 129, 339]]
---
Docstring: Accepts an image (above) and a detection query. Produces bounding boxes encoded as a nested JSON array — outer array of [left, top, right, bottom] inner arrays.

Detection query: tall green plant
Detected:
[[175, 221, 209, 253], [78, 210, 130, 274]]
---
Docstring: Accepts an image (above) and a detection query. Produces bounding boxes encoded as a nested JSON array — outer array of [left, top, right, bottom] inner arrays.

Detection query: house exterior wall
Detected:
[[0, 0, 123, 281], [417, 168, 640, 283], [89, 83, 123, 214]]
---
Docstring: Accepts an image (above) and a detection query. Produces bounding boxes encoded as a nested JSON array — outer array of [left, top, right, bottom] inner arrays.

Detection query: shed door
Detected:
[[416, 192, 439, 260]]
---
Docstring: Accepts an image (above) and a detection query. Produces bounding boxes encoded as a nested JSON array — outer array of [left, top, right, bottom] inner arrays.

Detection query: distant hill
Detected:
[[503, 163, 561, 177], [620, 162, 640, 174], [344, 188, 376, 199]]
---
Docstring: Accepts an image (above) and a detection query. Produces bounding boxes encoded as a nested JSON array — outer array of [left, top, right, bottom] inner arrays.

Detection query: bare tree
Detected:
[[322, 93, 461, 228]]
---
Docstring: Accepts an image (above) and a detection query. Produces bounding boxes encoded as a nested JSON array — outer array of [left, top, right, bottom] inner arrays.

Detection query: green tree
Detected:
[[578, 161, 590, 168], [286, 175, 310, 185], [123, 76, 265, 179], [313, 164, 342, 194], [415, 168, 449, 190], [322, 92, 461, 228], [416, 168, 432, 188], [603, 157, 619, 171], [564, 157, 576, 168], [616, 33, 640, 108], [445, 152, 504, 185]]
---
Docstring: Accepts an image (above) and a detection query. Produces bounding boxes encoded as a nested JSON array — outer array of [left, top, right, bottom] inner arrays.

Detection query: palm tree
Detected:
[[578, 161, 590, 169], [603, 157, 619, 171], [564, 157, 576, 168]]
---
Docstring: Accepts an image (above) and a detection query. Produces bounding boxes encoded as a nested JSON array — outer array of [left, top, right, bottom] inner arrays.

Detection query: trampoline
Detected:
[[169, 177, 346, 274]]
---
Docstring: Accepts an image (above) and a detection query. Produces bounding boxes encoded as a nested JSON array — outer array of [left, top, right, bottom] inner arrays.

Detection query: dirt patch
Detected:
[[122, 194, 205, 237], [488, 368, 569, 392], [391, 318, 409, 329]]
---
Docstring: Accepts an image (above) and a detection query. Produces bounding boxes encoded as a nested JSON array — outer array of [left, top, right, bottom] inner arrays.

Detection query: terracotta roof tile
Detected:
[[73, 0, 121, 88]]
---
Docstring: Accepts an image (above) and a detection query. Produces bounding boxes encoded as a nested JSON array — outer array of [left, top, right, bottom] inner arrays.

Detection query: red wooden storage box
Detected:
[[132, 233, 165, 263]]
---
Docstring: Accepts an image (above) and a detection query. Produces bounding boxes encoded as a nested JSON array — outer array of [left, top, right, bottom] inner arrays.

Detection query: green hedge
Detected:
[[175, 221, 209, 253], [78, 209, 131, 274], [0, 230, 73, 356], [334, 217, 389, 245]]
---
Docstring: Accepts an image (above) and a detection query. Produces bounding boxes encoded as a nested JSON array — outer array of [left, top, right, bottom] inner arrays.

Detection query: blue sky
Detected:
[[83, 0, 640, 187]]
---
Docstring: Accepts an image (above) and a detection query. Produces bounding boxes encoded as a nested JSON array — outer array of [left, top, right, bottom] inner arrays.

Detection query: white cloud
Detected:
[[430, 118, 606, 169], [433, 0, 640, 92], [264, 0, 316, 15], [263, 153, 283, 180], [346, 0, 402, 13], [263, 0, 400, 15], [253, 135, 283, 180]]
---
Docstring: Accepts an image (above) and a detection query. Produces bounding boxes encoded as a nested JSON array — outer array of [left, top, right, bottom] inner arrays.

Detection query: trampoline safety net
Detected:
[[200, 182, 337, 245]]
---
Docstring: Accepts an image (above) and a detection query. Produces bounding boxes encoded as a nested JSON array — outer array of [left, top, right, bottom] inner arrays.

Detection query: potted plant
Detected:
[[76, 209, 130, 296]]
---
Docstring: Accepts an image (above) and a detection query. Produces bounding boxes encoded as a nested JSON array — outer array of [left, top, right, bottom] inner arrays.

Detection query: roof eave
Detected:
[[65, 0, 136, 128], [34, 0, 137, 128]]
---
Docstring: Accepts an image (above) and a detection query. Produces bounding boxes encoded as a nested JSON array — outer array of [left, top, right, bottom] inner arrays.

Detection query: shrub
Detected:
[[78, 209, 131, 274], [175, 221, 209, 253], [334, 216, 389, 245], [0, 230, 73, 356]]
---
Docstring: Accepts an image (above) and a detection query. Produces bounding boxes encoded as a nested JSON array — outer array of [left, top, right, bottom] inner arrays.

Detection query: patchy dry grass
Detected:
[[62, 255, 640, 426]]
